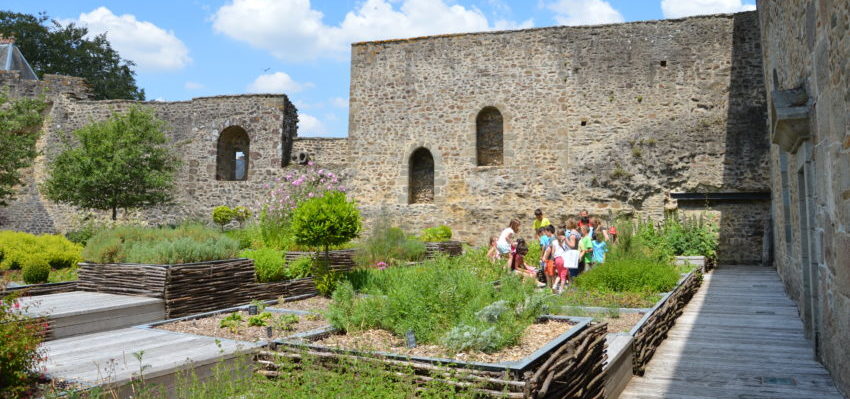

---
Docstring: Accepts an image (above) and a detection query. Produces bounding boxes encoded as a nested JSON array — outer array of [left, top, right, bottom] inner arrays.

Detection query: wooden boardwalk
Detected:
[[620, 265, 844, 399], [43, 327, 261, 395], [20, 291, 164, 339]]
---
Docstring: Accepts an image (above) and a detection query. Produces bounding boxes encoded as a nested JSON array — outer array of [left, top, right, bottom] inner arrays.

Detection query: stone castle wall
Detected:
[[347, 12, 770, 262], [0, 87, 298, 232], [759, 0, 850, 395], [0, 71, 91, 99]]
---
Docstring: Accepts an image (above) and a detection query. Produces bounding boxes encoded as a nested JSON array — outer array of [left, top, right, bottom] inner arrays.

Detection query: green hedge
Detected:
[[0, 231, 81, 272], [574, 257, 680, 294], [82, 224, 239, 264]]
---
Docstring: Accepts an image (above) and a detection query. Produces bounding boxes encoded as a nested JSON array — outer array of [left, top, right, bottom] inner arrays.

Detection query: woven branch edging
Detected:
[[77, 258, 331, 318], [628, 268, 703, 375], [258, 316, 607, 399], [1, 281, 78, 297]]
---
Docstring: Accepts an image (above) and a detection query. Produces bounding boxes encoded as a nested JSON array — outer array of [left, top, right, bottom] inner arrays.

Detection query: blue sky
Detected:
[[8, 0, 756, 137]]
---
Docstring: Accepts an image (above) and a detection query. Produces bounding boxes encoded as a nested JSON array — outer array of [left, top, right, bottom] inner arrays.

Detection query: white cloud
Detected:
[[184, 81, 204, 90], [331, 97, 348, 108], [298, 113, 326, 137], [246, 72, 309, 93], [69, 7, 191, 71], [661, 0, 756, 18], [546, 0, 624, 26], [212, 0, 533, 61]]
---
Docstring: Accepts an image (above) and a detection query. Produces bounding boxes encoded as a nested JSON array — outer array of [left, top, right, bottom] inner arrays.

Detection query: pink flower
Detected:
[[307, 192, 314, 198], [308, 161, 315, 166]]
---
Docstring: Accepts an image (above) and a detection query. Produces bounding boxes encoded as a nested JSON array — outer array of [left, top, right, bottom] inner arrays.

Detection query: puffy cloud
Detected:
[[184, 81, 204, 90], [331, 97, 348, 108], [246, 72, 310, 93], [546, 0, 624, 26], [661, 0, 756, 18], [70, 7, 191, 71], [212, 0, 532, 61], [297, 113, 326, 137]]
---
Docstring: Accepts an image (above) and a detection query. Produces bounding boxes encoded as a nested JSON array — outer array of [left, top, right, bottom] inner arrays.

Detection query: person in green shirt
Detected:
[[533, 208, 551, 231], [578, 225, 593, 272]]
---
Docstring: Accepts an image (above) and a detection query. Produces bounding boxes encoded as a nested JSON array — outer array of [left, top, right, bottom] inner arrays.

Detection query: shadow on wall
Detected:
[[717, 12, 771, 265]]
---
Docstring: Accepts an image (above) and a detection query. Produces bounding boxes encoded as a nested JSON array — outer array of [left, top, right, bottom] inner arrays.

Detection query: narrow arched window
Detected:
[[216, 126, 250, 181], [409, 147, 434, 204], [476, 107, 503, 166]]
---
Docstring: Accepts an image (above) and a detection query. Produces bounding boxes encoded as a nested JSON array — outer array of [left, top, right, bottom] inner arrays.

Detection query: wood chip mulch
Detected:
[[154, 310, 328, 342], [273, 296, 331, 313], [600, 312, 645, 333], [314, 319, 575, 364]]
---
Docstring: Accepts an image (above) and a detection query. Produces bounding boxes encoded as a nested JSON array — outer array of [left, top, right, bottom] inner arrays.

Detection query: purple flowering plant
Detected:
[[257, 162, 345, 221]]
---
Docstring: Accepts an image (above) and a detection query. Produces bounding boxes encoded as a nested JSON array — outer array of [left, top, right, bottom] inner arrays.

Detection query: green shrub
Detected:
[[354, 218, 426, 266], [286, 256, 313, 279], [291, 191, 361, 255], [240, 248, 287, 283], [22, 256, 50, 284], [574, 257, 680, 294], [232, 206, 252, 226], [420, 225, 452, 242], [82, 224, 239, 264], [328, 260, 550, 353], [212, 206, 235, 230], [225, 224, 263, 249], [0, 231, 81, 272], [0, 293, 46, 397]]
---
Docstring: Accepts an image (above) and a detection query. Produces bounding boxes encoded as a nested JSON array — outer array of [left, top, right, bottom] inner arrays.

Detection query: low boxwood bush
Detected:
[[0, 231, 81, 271], [328, 259, 551, 353], [22, 257, 50, 284], [82, 224, 239, 264]]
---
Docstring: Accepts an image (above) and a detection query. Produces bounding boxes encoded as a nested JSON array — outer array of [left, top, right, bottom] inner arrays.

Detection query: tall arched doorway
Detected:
[[409, 147, 434, 204], [216, 126, 250, 181]]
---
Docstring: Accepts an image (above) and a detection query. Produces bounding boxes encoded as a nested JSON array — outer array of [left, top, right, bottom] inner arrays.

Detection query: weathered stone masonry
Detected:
[[0, 72, 298, 232], [346, 12, 770, 264], [759, 0, 850, 395]]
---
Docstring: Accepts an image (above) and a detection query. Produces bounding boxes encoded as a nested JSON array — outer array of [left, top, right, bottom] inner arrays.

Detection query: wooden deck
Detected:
[[19, 291, 164, 339], [42, 327, 261, 396], [620, 265, 844, 399]]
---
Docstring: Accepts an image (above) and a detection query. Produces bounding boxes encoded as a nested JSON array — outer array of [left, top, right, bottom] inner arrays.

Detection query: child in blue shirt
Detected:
[[591, 231, 608, 266]]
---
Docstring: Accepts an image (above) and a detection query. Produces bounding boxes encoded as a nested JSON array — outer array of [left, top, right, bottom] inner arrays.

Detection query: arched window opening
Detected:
[[409, 147, 434, 204], [216, 126, 250, 181], [476, 106, 503, 166]]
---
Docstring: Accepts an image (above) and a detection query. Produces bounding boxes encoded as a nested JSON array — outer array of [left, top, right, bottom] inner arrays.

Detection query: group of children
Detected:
[[487, 209, 615, 294]]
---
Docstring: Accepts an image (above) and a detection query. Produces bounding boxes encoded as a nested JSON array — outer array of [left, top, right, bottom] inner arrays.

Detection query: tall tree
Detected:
[[0, 11, 144, 100], [0, 93, 46, 205], [42, 107, 178, 220]]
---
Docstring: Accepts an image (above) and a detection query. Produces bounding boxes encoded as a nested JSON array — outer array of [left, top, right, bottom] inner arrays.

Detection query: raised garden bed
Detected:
[[77, 258, 333, 318], [150, 306, 328, 343], [259, 316, 607, 398], [629, 268, 702, 375], [1, 281, 78, 297], [424, 240, 463, 257]]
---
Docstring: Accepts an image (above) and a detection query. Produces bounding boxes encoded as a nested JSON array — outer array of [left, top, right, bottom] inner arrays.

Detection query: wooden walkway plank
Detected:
[[620, 265, 844, 399]]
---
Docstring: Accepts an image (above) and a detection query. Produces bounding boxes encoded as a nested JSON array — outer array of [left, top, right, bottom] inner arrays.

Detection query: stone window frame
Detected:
[[468, 102, 513, 167], [398, 142, 444, 205], [215, 125, 251, 182]]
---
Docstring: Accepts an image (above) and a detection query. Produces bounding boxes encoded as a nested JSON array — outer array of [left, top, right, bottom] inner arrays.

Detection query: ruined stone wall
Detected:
[[291, 138, 350, 170], [0, 90, 298, 232], [758, 0, 850, 395], [0, 71, 91, 99], [347, 12, 770, 261]]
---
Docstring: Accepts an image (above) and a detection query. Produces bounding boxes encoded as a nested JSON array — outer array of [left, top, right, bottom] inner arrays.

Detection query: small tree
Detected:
[[232, 206, 252, 227], [42, 107, 179, 220], [212, 206, 235, 231], [291, 191, 361, 260], [0, 93, 46, 206]]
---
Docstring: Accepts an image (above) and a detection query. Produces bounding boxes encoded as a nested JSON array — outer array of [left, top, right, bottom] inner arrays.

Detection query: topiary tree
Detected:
[[0, 93, 47, 206], [291, 191, 361, 260], [232, 206, 252, 227], [212, 206, 235, 231], [41, 107, 179, 220]]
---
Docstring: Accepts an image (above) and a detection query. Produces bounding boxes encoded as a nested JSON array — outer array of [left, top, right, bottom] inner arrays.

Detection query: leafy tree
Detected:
[[0, 93, 46, 205], [42, 107, 179, 220], [212, 206, 235, 231], [0, 11, 144, 100], [291, 191, 361, 258]]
